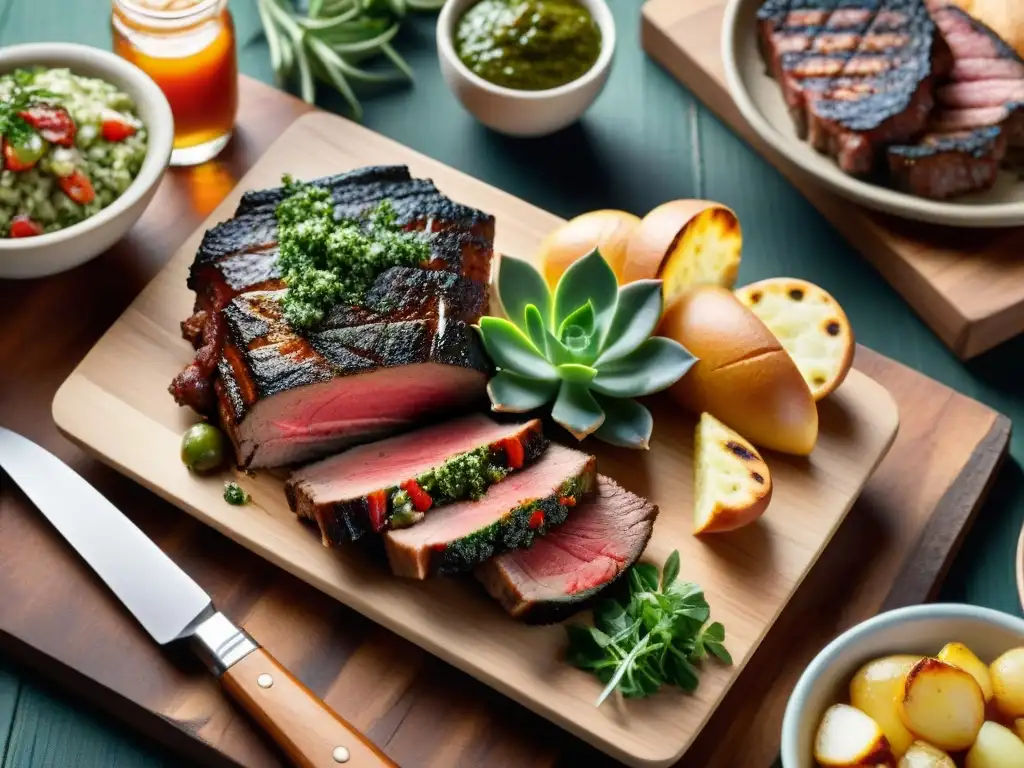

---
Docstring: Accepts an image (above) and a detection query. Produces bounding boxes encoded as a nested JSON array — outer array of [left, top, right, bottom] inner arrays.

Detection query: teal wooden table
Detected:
[[2, 0, 1023, 765]]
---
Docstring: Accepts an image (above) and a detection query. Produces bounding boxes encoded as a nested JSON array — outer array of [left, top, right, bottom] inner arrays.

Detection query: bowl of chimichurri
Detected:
[[436, 0, 615, 137]]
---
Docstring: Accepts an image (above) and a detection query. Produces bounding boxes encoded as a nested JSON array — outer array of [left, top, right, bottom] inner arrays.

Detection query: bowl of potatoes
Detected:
[[781, 603, 1024, 767]]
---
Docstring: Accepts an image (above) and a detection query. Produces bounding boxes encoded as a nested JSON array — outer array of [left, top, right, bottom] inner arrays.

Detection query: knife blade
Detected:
[[0, 427, 397, 768]]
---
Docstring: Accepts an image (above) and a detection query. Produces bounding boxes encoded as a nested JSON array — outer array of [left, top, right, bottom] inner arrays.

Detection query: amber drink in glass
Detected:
[[112, 0, 238, 166]]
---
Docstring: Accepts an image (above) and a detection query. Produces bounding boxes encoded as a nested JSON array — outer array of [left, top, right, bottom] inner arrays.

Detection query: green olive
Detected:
[[180, 423, 226, 472]]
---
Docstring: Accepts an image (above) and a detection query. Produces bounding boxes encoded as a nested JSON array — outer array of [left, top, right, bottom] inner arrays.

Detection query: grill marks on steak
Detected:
[[887, 4, 1024, 198], [758, 0, 948, 173], [285, 416, 546, 545], [383, 444, 597, 579], [216, 292, 492, 468], [475, 476, 658, 623]]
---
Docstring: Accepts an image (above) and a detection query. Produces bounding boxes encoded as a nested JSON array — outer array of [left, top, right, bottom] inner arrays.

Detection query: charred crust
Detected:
[[752, 471, 765, 485], [726, 440, 759, 461], [788, 287, 805, 301], [826, 320, 842, 336]]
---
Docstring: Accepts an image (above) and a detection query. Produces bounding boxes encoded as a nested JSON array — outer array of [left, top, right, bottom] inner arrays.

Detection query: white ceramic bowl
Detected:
[[436, 0, 615, 137], [0, 43, 173, 279], [781, 604, 1024, 767]]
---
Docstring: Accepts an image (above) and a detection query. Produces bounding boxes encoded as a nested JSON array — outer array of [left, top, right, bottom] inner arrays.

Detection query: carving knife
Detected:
[[0, 427, 397, 768]]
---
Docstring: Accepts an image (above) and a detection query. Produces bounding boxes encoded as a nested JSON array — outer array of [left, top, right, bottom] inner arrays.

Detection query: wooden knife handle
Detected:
[[221, 647, 397, 768]]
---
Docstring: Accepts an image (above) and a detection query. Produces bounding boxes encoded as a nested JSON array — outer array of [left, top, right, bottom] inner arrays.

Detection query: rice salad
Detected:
[[0, 67, 148, 238]]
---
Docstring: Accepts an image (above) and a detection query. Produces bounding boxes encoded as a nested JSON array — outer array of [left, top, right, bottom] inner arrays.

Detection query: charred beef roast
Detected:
[[888, 2, 1024, 198], [285, 416, 546, 544], [757, 0, 950, 174], [170, 166, 497, 468], [475, 476, 658, 623], [384, 444, 597, 579]]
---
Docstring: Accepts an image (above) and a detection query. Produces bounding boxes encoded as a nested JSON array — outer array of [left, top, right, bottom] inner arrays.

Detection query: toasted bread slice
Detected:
[[694, 412, 772, 534], [735, 277, 854, 401]]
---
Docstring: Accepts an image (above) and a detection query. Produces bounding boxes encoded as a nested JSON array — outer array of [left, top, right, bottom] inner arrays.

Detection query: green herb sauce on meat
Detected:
[[275, 176, 434, 329]]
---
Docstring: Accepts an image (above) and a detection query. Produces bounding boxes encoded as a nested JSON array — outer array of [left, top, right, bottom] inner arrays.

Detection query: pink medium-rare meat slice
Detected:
[[475, 476, 658, 624], [758, 0, 949, 174], [887, 4, 1024, 198], [383, 444, 597, 580], [285, 416, 546, 544], [216, 307, 491, 469]]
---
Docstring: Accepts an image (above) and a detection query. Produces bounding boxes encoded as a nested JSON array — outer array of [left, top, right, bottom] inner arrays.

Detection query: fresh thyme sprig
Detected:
[[565, 550, 732, 706], [257, 0, 444, 119]]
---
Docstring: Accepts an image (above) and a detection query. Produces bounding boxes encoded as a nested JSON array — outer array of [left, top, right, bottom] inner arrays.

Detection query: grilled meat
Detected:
[[216, 290, 492, 468], [383, 444, 597, 579], [285, 416, 546, 545], [888, 3, 1024, 198], [758, 0, 950, 174], [475, 476, 658, 623]]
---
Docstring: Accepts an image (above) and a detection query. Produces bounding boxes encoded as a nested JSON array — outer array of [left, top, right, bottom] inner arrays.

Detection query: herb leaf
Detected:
[[565, 550, 731, 706]]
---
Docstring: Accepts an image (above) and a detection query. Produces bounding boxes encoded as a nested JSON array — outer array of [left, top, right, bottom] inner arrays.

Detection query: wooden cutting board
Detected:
[[50, 110, 898, 767], [641, 0, 1024, 360], [0, 79, 1009, 768]]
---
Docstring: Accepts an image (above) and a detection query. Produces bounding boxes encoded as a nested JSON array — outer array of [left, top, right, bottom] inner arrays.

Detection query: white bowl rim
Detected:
[[0, 42, 174, 251], [781, 603, 1024, 765], [720, 0, 1024, 229], [436, 0, 616, 101]]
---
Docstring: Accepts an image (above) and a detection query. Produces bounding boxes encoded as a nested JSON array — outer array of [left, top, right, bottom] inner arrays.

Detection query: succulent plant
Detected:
[[477, 249, 697, 449]]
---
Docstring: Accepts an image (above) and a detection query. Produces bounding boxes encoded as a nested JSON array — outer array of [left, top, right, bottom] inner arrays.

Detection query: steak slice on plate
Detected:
[[887, 3, 1024, 198], [216, 306, 491, 469], [285, 416, 546, 545], [383, 444, 597, 579], [758, 0, 949, 174], [475, 476, 658, 624]]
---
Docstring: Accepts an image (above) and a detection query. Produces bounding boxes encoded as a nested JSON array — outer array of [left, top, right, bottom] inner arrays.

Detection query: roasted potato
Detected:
[[814, 704, 895, 767], [991, 648, 1024, 718], [938, 642, 994, 702], [898, 741, 955, 768], [965, 721, 1024, 767], [899, 657, 985, 752], [850, 655, 920, 758]]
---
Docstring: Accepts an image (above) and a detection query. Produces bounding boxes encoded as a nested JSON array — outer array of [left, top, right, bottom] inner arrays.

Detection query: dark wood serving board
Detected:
[[0, 78, 1011, 768], [641, 0, 1024, 360]]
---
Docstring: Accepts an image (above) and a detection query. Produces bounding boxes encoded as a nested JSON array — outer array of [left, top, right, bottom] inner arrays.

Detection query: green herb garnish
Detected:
[[478, 249, 696, 449], [275, 175, 433, 329], [223, 482, 250, 506], [0, 68, 59, 147], [257, 0, 444, 119], [565, 551, 731, 706]]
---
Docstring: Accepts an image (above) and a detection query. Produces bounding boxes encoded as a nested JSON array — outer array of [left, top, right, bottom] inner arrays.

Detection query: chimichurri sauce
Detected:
[[455, 0, 602, 92]]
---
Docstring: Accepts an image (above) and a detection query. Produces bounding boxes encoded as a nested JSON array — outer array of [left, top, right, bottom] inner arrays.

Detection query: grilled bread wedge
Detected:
[[735, 277, 854, 402], [693, 413, 772, 535]]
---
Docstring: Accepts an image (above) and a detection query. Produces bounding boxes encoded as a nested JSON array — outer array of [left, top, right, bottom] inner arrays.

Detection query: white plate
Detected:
[[721, 0, 1024, 228]]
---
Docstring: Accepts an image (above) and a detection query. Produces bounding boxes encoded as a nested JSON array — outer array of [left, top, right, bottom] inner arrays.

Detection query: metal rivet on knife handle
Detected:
[[333, 746, 351, 763], [257, 673, 274, 689]]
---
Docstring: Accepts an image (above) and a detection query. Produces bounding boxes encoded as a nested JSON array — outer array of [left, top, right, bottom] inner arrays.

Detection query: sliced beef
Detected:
[[887, 3, 1024, 198], [216, 302, 492, 468], [285, 416, 546, 545], [383, 444, 597, 579], [171, 166, 496, 419], [475, 476, 658, 624], [758, 0, 949, 174]]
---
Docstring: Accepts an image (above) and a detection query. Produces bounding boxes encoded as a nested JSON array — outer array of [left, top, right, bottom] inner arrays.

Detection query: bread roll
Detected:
[[659, 285, 818, 456]]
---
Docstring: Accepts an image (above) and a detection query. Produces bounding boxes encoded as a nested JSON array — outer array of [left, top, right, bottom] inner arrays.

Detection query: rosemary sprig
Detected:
[[257, 0, 445, 119]]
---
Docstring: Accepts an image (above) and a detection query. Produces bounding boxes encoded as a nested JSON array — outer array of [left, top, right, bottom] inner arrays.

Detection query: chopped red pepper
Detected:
[[366, 489, 388, 531], [19, 104, 76, 147], [558, 496, 576, 507], [101, 115, 137, 142], [500, 437, 524, 469], [9, 215, 43, 238], [431, 542, 448, 552], [528, 510, 545, 529], [58, 170, 95, 205], [400, 479, 433, 512]]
